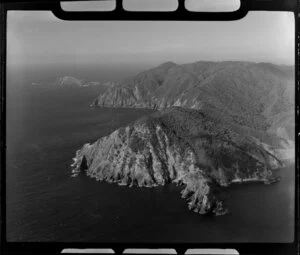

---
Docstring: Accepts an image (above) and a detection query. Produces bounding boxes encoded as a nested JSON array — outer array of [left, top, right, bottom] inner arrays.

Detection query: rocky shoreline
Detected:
[[70, 60, 294, 216], [71, 107, 285, 216]]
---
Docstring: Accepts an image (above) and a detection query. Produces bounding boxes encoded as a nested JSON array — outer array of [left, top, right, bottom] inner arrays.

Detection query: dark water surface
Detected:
[[6, 86, 294, 243]]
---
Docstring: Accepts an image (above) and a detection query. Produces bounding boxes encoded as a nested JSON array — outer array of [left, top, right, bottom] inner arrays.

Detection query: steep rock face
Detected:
[[92, 62, 177, 109], [72, 107, 284, 215]]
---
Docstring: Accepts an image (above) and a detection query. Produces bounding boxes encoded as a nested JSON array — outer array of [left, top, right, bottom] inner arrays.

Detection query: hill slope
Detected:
[[92, 61, 294, 141]]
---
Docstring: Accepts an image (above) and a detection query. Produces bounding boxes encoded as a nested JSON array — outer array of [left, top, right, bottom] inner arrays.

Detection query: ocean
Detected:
[[6, 81, 295, 243]]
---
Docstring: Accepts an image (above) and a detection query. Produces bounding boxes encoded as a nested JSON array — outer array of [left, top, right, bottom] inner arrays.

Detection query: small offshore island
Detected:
[[71, 61, 294, 216]]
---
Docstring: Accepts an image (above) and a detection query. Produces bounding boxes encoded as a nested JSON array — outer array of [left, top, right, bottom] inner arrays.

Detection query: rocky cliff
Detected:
[[72, 107, 286, 215]]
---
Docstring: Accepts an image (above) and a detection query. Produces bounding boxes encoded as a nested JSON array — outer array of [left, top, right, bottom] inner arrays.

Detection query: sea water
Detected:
[[6, 83, 294, 243]]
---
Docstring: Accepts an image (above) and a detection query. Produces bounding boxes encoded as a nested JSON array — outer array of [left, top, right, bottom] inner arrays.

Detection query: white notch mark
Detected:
[[123, 249, 177, 254], [60, 0, 116, 12], [123, 0, 178, 12], [185, 0, 240, 12], [61, 248, 115, 253], [185, 249, 239, 255]]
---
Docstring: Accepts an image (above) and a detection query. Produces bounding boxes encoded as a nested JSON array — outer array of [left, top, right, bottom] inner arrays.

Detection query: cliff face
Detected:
[[72, 107, 284, 215]]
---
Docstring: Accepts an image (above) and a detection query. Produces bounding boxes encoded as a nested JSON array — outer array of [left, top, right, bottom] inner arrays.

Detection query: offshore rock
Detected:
[[33, 76, 111, 89]]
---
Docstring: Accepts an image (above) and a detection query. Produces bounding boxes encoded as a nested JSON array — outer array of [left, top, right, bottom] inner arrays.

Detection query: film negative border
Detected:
[[2, 0, 298, 20], [0, 1, 299, 255]]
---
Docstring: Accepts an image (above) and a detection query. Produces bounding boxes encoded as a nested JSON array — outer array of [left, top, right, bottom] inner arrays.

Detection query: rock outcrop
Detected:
[[53, 76, 107, 87], [54, 76, 84, 87], [72, 107, 286, 215]]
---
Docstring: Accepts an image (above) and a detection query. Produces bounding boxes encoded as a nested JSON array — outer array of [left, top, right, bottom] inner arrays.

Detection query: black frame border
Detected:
[[0, 0, 299, 254]]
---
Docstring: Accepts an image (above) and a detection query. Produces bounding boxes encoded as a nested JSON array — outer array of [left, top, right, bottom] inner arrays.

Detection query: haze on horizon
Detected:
[[7, 10, 295, 71]]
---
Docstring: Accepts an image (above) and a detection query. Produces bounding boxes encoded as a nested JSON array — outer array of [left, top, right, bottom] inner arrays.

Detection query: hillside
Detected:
[[92, 61, 294, 141]]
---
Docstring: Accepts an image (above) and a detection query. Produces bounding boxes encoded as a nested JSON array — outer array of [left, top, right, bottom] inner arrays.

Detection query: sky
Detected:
[[7, 9, 295, 70]]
